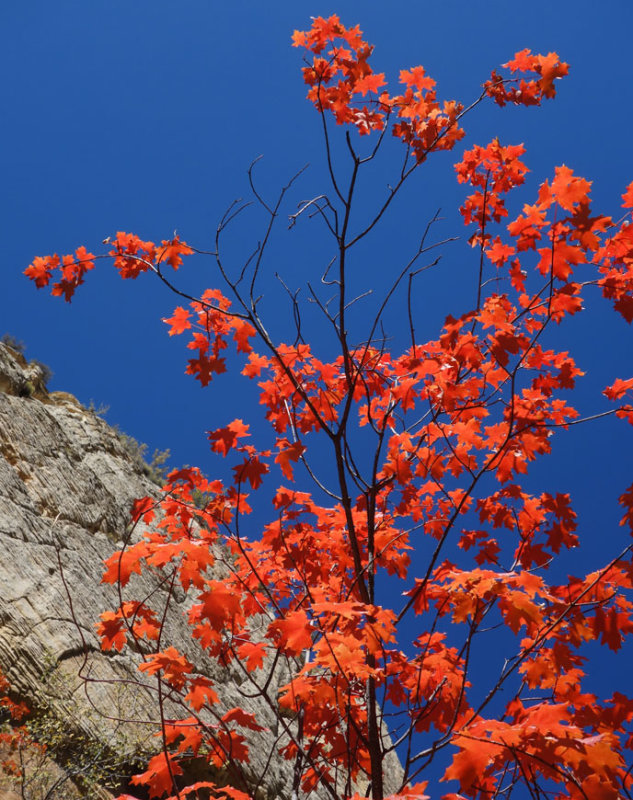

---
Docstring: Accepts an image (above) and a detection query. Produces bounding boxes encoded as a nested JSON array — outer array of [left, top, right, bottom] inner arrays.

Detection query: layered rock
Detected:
[[0, 342, 402, 799]]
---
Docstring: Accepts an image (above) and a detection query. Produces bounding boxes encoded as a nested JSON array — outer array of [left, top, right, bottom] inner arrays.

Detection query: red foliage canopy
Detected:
[[23, 13, 633, 800]]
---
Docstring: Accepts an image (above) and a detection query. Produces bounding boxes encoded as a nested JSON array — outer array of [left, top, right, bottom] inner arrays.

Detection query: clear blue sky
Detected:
[[3, 0, 632, 776]]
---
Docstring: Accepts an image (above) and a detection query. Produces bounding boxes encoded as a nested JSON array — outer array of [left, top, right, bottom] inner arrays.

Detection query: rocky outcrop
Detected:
[[0, 342, 403, 799], [0, 341, 289, 798]]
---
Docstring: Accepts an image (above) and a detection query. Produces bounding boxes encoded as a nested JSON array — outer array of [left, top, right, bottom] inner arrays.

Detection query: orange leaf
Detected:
[[131, 751, 183, 798], [269, 610, 313, 656], [157, 236, 194, 270], [185, 678, 220, 711], [101, 542, 149, 586], [131, 496, 156, 524], [550, 165, 592, 211], [208, 419, 250, 456], [275, 439, 306, 480], [163, 306, 192, 336], [236, 640, 267, 672], [96, 611, 126, 652], [233, 454, 269, 489], [444, 738, 497, 793], [221, 707, 266, 732], [604, 377, 633, 400]]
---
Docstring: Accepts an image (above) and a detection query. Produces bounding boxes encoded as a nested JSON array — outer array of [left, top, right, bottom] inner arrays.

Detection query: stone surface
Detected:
[[0, 342, 403, 799]]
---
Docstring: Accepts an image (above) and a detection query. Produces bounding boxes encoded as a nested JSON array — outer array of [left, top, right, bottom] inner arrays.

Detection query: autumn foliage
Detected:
[[25, 14, 633, 800], [0, 670, 40, 784]]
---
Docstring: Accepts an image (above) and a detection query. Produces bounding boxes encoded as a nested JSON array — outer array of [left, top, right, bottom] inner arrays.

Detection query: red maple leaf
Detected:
[[96, 611, 126, 652], [275, 439, 306, 480], [184, 678, 220, 711], [208, 419, 250, 456], [549, 165, 592, 211], [269, 610, 313, 656], [221, 707, 266, 732], [157, 236, 194, 270], [131, 751, 183, 798], [233, 454, 269, 489], [604, 377, 633, 400], [101, 542, 149, 586], [163, 306, 192, 336], [236, 640, 267, 672]]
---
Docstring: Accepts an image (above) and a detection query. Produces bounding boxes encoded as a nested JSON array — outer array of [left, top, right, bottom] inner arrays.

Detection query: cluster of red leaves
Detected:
[[456, 140, 528, 240], [24, 14, 633, 800], [485, 48, 570, 107], [164, 290, 256, 386], [91, 232, 633, 797], [23, 233, 193, 302], [292, 15, 465, 160], [457, 140, 633, 327], [24, 245, 95, 302], [0, 671, 43, 783]]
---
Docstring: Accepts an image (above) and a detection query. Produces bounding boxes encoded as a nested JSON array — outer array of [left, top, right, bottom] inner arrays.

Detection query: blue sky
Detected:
[[3, 0, 632, 782], [3, 0, 630, 458]]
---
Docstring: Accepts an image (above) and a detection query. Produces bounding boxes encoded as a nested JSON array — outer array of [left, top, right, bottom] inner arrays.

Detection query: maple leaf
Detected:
[[208, 419, 250, 456], [550, 165, 592, 211], [157, 236, 194, 270], [486, 238, 515, 266], [233, 454, 269, 489], [384, 784, 429, 800], [96, 611, 126, 652], [291, 29, 308, 48], [443, 737, 497, 792], [221, 707, 266, 732], [191, 581, 243, 630], [24, 255, 57, 287], [131, 751, 183, 798], [138, 647, 194, 690], [269, 610, 313, 655], [593, 605, 632, 651], [354, 72, 386, 96], [73, 245, 96, 272], [536, 52, 570, 97], [275, 438, 306, 480], [622, 181, 633, 209], [163, 306, 192, 336], [604, 377, 633, 400], [241, 352, 269, 378], [619, 483, 633, 531], [236, 640, 267, 672], [185, 678, 220, 711], [186, 353, 227, 385], [101, 542, 149, 586], [504, 49, 536, 72], [498, 590, 544, 633], [163, 717, 204, 756], [400, 66, 435, 91], [231, 319, 256, 353], [131, 496, 156, 524]]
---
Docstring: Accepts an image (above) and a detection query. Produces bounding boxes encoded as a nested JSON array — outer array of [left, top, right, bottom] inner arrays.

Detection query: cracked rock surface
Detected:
[[0, 342, 403, 799]]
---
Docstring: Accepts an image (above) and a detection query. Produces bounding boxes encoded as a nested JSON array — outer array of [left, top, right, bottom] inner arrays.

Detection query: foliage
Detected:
[[24, 14, 633, 800], [0, 669, 43, 793], [0, 667, 149, 798], [1, 333, 27, 355], [1, 333, 54, 390], [114, 430, 172, 486]]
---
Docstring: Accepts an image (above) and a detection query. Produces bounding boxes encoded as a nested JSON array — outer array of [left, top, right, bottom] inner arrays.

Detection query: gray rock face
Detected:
[[0, 342, 402, 799]]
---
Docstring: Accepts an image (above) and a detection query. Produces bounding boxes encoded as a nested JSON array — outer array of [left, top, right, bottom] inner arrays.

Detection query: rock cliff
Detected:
[[0, 341, 402, 799]]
